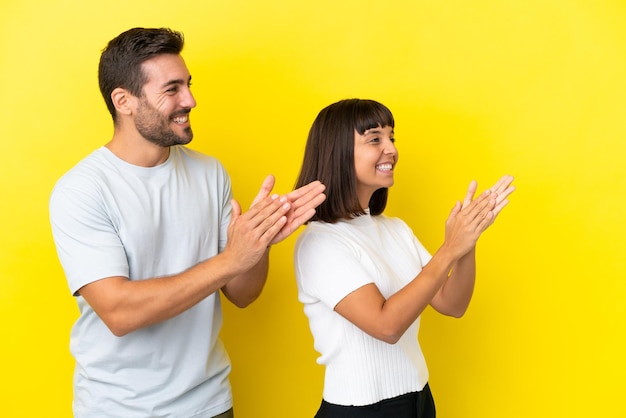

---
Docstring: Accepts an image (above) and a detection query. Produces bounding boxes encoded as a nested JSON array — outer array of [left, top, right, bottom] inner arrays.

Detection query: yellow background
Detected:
[[1, 0, 624, 417]]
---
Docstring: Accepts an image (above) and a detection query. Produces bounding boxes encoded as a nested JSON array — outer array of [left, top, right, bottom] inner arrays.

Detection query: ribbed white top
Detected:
[[295, 213, 432, 406]]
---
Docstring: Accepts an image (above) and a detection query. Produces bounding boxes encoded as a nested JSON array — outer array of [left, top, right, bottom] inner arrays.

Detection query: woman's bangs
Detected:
[[354, 100, 395, 134]]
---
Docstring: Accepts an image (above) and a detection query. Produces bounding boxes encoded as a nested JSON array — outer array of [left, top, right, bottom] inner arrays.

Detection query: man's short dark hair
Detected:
[[98, 27, 185, 121]]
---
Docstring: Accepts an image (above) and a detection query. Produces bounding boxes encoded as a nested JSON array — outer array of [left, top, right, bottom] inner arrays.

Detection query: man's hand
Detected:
[[250, 175, 326, 245], [223, 175, 326, 272]]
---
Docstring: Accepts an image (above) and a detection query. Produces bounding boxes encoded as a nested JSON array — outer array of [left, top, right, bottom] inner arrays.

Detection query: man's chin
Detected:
[[172, 130, 193, 146], [151, 135, 193, 148], [179, 128, 193, 144], [180, 135, 193, 145]]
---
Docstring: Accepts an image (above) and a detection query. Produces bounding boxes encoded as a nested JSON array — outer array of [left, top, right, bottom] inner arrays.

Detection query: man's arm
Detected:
[[79, 176, 326, 335], [78, 190, 294, 337], [221, 175, 326, 307]]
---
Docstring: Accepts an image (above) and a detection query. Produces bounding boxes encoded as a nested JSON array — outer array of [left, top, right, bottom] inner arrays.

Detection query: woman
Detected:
[[294, 98, 514, 417]]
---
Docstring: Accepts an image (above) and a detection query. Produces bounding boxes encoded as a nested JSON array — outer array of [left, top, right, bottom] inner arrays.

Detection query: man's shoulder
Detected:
[[52, 148, 111, 190]]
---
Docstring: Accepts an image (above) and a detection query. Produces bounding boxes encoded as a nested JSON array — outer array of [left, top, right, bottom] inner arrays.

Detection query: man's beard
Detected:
[[135, 98, 193, 147]]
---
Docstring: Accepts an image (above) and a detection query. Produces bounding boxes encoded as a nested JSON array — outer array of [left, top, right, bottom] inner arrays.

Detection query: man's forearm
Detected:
[[220, 247, 270, 308]]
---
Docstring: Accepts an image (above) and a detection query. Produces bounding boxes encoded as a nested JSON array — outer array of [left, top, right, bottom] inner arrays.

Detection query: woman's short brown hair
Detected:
[[295, 98, 395, 223]]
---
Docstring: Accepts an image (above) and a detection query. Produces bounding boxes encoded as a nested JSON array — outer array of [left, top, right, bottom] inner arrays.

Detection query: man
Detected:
[[49, 27, 325, 418]]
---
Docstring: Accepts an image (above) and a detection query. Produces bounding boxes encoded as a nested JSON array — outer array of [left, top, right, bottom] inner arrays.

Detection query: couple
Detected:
[[49, 27, 514, 418]]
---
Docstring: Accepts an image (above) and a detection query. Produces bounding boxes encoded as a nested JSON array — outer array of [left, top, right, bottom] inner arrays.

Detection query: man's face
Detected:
[[134, 54, 196, 147]]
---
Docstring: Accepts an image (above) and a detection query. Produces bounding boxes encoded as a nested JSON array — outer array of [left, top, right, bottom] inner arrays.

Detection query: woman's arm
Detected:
[[334, 175, 515, 343], [430, 175, 515, 316], [430, 248, 476, 317], [334, 186, 497, 344]]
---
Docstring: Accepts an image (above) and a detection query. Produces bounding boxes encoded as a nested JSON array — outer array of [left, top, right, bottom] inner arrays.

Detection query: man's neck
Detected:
[[105, 133, 171, 167]]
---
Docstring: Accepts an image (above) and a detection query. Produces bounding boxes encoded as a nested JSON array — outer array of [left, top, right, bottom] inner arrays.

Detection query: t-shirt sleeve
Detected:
[[217, 162, 232, 254], [295, 229, 375, 310], [390, 216, 432, 267], [49, 180, 129, 296], [412, 235, 432, 266]]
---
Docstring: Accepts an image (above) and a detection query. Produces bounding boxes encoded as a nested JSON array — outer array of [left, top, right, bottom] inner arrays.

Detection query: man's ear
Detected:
[[111, 87, 136, 116]]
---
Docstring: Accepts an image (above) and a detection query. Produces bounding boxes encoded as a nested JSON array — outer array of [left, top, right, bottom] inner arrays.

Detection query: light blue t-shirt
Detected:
[[50, 146, 233, 418]]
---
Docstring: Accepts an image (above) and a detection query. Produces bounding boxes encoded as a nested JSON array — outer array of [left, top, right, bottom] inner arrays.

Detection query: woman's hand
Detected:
[[445, 175, 515, 258], [444, 187, 496, 259]]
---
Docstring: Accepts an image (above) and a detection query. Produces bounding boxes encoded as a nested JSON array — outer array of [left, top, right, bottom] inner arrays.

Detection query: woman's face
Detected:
[[353, 124, 398, 209]]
